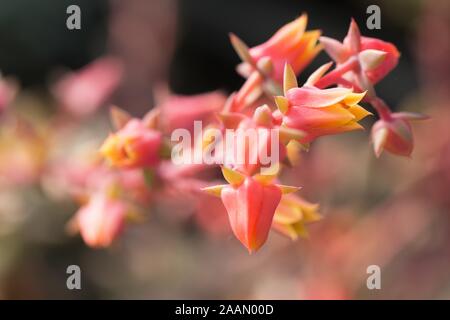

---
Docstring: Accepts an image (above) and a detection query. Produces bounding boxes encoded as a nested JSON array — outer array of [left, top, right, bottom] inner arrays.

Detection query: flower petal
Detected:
[[286, 87, 352, 108]]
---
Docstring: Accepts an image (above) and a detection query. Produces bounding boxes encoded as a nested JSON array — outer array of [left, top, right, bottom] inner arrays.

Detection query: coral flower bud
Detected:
[[320, 19, 400, 86], [101, 119, 162, 169], [74, 194, 126, 248], [221, 175, 282, 253], [203, 168, 300, 252], [371, 112, 428, 157]]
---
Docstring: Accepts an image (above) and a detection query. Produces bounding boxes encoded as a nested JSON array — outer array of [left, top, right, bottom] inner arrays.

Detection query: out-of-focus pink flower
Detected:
[[101, 119, 162, 169], [203, 167, 299, 252], [372, 112, 428, 157], [232, 14, 321, 83], [44, 153, 154, 209], [0, 76, 17, 112], [52, 56, 123, 116], [159, 91, 226, 134], [319, 20, 400, 87], [43, 159, 109, 200], [277, 64, 371, 143], [119, 168, 154, 204], [74, 193, 126, 248]]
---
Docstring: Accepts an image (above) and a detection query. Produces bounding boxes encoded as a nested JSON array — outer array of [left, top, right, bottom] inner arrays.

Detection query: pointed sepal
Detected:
[[201, 184, 227, 197], [110, 105, 132, 130], [373, 127, 388, 158], [253, 172, 278, 185], [143, 108, 160, 129], [359, 49, 387, 71], [277, 184, 302, 194], [253, 104, 273, 126], [319, 36, 349, 63], [283, 63, 298, 96], [229, 33, 253, 64], [347, 18, 361, 53], [274, 96, 290, 115], [279, 126, 306, 145], [305, 62, 333, 87], [394, 112, 429, 121], [221, 166, 245, 187]]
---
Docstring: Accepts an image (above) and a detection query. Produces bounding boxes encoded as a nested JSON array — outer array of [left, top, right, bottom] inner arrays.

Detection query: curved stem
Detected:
[[315, 57, 359, 89], [369, 96, 392, 120]]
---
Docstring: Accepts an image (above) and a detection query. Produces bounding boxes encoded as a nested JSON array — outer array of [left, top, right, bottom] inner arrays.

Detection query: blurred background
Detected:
[[0, 0, 449, 299]]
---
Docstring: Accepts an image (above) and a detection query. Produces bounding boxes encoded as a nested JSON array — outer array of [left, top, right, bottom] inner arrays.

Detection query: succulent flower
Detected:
[[101, 117, 162, 169], [275, 64, 371, 143], [73, 193, 127, 248], [319, 19, 400, 88], [231, 14, 321, 84], [203, 167, 299, 252]]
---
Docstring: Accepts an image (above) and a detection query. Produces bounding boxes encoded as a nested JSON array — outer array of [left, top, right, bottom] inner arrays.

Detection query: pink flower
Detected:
[[159, 91, 226, 134], [100, 119, 162, 169], [203, 167, 299, 252], [74, 193, 126, 248], [231, 14, 321, 83], [221, 175, 281, 252], [53, 56, 123, 116], [276, 64, 371, 143]]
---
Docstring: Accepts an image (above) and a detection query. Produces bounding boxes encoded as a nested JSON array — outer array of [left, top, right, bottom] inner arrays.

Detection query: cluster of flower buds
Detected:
[[316, 20, 428, 157], [88, 14, 427, 252]]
